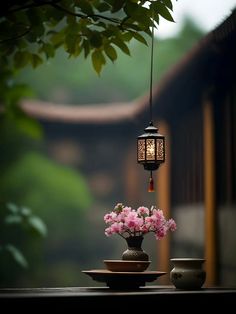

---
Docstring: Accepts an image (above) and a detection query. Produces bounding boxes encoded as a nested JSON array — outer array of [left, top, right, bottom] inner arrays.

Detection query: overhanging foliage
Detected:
[[0, 0, 175, 74]]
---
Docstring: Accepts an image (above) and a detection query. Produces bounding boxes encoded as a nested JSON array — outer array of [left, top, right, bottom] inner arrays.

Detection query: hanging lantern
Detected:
[[137, 122, 165, 192]]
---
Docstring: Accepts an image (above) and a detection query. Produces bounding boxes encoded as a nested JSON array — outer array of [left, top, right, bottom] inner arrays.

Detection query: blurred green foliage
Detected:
[[1, 152, 92, 236], [17, 18, 204, 104], [0, 202, 47, 286], [0, 113, 93, 286]]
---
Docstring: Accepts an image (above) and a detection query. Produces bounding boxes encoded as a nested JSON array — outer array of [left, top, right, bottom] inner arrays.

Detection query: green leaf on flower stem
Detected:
[[5, 244, 28, 268], [151, 1, 175, 22]]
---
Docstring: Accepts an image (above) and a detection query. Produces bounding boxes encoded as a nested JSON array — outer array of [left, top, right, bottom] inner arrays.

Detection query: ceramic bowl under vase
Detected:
[[170, 258, 206, 290], [104, 260, 151, 272]]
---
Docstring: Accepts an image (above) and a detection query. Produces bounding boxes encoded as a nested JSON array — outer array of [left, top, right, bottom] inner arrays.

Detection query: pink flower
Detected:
[[168, 218, 177, 232], [137, 206, 149, 216], [104, 203, 177, 240]]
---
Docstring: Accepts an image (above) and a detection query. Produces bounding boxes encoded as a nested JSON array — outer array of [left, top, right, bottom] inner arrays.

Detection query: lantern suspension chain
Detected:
[[148, 17, 155, 192]]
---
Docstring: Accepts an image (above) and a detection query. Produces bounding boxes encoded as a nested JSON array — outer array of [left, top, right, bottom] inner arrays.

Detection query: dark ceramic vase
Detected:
[[122, 236, 149, 261], [170, 258, 206, 290]]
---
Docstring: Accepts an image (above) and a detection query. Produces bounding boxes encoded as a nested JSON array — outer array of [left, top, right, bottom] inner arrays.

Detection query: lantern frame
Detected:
[[137, 123, 165, 171]]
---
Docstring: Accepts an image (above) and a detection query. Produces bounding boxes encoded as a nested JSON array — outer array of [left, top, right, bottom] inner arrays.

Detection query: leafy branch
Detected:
[[0, 0, 175, 75]]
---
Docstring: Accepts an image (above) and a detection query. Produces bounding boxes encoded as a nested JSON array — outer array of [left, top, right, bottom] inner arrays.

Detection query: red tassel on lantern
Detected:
[[148, 172, 154, 192]]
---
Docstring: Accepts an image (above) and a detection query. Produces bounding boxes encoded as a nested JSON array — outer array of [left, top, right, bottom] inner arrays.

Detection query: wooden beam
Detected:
[[203, 100, 217, 286]]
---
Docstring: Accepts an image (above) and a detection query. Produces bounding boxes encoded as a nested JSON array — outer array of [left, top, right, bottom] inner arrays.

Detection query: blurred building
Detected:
[[22, 9, 236, 286]]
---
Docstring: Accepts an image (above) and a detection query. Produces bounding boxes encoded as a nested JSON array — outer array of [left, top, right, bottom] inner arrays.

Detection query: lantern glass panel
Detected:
[[138, 139, 145, 161], [146, 139, 155, 160], [156, 139, 164, 161]]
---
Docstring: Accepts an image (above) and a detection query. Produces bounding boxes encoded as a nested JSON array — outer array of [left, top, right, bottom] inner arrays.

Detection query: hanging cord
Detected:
[[149, 19, 155, 126], [148, 15, 155, 192]]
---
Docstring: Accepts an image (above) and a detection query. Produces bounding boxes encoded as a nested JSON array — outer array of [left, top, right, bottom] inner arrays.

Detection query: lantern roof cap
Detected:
[[144, 124, 158, 133]]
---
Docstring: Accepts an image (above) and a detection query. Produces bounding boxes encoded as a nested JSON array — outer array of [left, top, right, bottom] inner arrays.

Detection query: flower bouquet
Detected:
[[104, 203, 177, 264], [104, 203, 176, 240]]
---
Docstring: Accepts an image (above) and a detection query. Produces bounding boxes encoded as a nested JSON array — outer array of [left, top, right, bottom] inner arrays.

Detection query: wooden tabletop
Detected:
[[1, 286, 236, 309]]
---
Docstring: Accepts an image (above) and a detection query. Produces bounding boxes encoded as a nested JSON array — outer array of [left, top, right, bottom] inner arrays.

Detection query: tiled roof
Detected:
[[20, 95, 149, 124]]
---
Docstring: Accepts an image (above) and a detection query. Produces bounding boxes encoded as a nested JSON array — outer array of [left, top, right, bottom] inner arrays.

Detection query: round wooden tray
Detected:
[[82, 269, 167, 289]]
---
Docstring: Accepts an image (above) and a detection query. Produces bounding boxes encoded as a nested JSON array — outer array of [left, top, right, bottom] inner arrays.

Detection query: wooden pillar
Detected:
[[203, 100, 217, 286], [156, 121, 171, 283]]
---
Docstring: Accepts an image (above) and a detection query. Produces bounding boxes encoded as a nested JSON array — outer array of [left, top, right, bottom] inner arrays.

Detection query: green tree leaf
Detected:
[[122, 31, 133, 42], [111, 0, 126, 13], [14, 51, 31, 68], [111, 37, 130, 55], [124, 1, 139, 16], [30, 54, 43, 68], [65, 33, 79, 55], [152, 1, 175, 22], [91, 50, 106, 74], [96, 2, 111, 12], [77, 0, 94, 15], [4, 215, 22, 225], [82, 39, 91, 58], [104, 44, 117, 62], [15, 113, 43, 139], [132, 32, 148, 45], [5, 244, 28, 268], [39, 43, 55, 59], [6, 203, 19, 214], [20, 207, 32, 217], [27, 216, 47, 237], [161, 0, 173, 11], [89, 31, 103, 48], [50, 31, 65, 48]]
